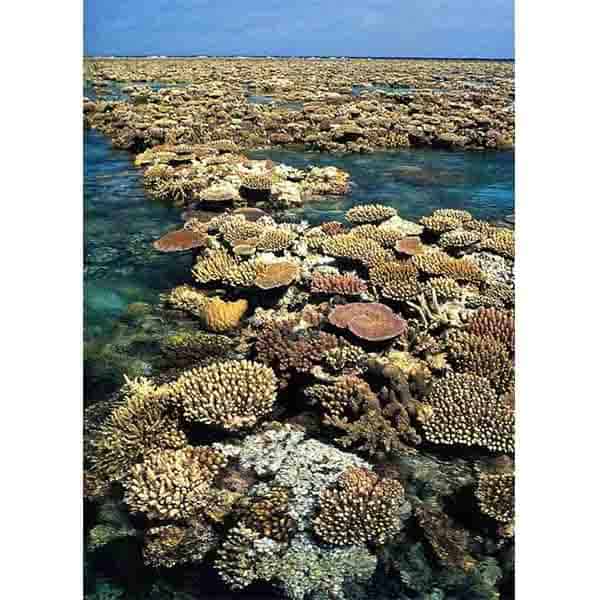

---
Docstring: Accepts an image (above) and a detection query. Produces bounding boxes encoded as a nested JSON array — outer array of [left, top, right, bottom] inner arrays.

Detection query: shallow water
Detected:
[[84, 129, 192, 341], [84, 131, 513, 342], [249, 148, 514, 225]]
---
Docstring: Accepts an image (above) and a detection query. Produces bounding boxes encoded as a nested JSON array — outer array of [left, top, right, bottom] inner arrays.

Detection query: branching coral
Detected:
[[214, 525, 261, 590], [257, 227, 297, 252], [123, 445, 226, 520], [163, 285, 208, 317], [221, 260, 258, 287], [312, 467, 410, 545], [192, 248, 238, 284], [369, 261, 422, 301], [352, 224, 407, 248], [420, 209, 473, 234], [235, 487, 297, 542], [479, 228, 515, 259], [255, 320, 340, 383], [90, 376, 187, 483], [310, 272, 368, 296], [419, 373, 514, 453], [143, 521, 218, 568], [465, 307, 515, 356], [346, 204, 397, 224], [438, 228, 481, 250], [322, 343, 368, 374], [446, 331, 514, 394], [412, 252, 486, 283], [168, 360, 278, 431], [321, 233, 393, 267]]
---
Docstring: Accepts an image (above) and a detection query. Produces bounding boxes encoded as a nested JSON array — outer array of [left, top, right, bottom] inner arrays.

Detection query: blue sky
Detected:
[[84, 0, 514, 59]]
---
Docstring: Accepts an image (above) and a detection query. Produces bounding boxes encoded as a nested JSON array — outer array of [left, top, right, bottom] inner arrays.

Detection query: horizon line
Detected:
[[84, 54, 514, 61]]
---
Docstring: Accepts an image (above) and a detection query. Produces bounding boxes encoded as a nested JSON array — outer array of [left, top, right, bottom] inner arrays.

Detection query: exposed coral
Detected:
[[321, 233, 393, 267], [346, 204, 397, 224], [312, 467, 410, 545], [438, 228, 481, 250], [479, 228, 515, 259], [412, 252, 486, 283], [168, 360, 278, 431], [257, 227, 297, 252]]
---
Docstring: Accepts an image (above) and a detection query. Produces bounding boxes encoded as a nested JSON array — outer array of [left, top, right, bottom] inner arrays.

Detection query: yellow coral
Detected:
[[202, 297, 248, 332]]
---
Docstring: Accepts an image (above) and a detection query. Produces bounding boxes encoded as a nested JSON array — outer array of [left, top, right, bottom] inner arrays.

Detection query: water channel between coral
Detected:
[[85, 129, 513, 353]]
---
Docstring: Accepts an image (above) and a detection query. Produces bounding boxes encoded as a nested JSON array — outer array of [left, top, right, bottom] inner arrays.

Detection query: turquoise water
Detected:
[[84, 129, 192, 341], [84, 131, 513, 342], [250, 148, 514, 225]]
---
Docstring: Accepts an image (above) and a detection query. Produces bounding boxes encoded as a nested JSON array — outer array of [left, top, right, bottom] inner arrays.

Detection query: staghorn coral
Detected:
[[312, 467, 410, 546], [143, 521, 218, 568], [90, 377, 187, 483], [466, 307, 515, 356], [123, 445, 226, 520], [423, 276, 464, 301], [438, 228, 481, 250], [160, 331, 235, 366], [475, 471, 515, 526], [254, 260, 300, 290], [163, 285, 208, 317], [310, 272, 368, 296], [321, 233, 393, 267], [221, 259, 258, 287], [257, 227, 297, 252], [446, 331, 514, 394], [412, 252, 486, 283], [369, 261, 422, 301], [192, 248, 239, 284], [328, 302, 408, 342], [168, 360, 278, 431], [479, 228, 515, 259], [352, 224, 407, 248], [420, 209, 473, 234], [419, 373, 514, 453], [346, 204, 397, 224], [220, 216, 263, 246], [201, 297, 248, 332]]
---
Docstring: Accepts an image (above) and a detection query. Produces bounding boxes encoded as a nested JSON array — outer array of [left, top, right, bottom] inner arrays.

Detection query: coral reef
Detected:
[[123, 445, 227, 520], [419, 373, 515, 453], [346, 204, 397, 224], [168, 360, 278, 431], [313, 467, 411, 545]]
